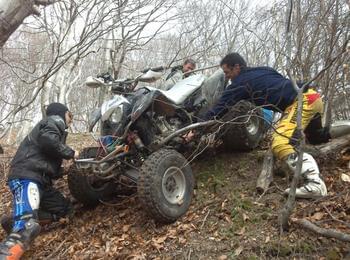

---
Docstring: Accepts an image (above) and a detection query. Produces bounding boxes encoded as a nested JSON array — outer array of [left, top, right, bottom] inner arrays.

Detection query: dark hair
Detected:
[[46, 102, 69, 122], [220, 53, 247, 68], [183, 58, 196, 66]]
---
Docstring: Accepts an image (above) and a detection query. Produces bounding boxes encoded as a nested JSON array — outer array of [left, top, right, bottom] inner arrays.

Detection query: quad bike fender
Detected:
[[131, 90, 161, 122], [101, 95, 130, 121], [88, 108, 102, 132]]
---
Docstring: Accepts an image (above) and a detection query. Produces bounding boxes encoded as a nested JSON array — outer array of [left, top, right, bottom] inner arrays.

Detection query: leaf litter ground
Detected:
[[0, 133, 349, 259]]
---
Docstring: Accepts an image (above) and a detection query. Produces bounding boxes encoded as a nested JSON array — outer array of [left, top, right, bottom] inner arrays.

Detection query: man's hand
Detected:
[[74, 150, 80, 160], [183, 130, 196, 142]]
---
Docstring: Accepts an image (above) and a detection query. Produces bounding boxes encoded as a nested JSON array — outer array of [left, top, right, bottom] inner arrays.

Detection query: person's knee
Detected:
[[40, 188, 73, 220], [272, 141, 295, 161], [57, 199, 73, 219]]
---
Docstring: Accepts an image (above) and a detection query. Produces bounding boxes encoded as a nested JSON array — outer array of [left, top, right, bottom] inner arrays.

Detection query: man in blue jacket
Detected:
[[202, 53, 328, 199], [0, 103, 75, 260]]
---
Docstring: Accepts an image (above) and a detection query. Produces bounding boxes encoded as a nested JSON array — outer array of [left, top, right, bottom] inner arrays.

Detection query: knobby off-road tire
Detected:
[[68, 147, 116, 207], [100, 121, 114, 136], [220, 101, 265, 151], [138, 149, 194, 223]]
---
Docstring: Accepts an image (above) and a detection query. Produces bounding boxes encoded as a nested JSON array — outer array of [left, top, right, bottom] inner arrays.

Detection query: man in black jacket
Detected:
[[0, 103, 75, 260]]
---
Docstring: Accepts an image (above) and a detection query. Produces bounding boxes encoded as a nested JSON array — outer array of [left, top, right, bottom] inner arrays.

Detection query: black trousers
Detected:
[[38, 185, 72, 221], [304, 113, 331, 145]]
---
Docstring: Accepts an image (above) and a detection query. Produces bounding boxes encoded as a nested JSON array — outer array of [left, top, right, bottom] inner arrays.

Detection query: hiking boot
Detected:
[[0, 216, 13, 235], [0, 218, 41, 259]]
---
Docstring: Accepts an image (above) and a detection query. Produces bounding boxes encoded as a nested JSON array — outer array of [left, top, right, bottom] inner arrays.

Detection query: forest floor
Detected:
[[0, 133, 349, 259]]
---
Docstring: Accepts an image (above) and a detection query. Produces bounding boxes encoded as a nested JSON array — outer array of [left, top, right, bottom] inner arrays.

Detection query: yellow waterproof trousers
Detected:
[[272, 89, 324, 160]]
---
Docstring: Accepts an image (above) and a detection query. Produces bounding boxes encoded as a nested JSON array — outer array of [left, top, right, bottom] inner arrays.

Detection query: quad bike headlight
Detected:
[[109, 106, 123, 123]]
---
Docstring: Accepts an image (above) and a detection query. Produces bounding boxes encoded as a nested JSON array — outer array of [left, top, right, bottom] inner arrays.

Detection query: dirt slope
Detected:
[[0, 133, 349, 259]]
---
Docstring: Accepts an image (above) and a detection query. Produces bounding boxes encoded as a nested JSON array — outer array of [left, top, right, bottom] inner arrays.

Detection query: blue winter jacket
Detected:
[[204, 67, 298, 120]]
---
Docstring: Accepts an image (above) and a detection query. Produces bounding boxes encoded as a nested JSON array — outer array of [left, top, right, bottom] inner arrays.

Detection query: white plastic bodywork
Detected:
[[201, 68, 226, 106], [101, 95, 130, 121], [138, 70, 163, 82], [146, 74, 206, 105], [94, 72, 210, 124]]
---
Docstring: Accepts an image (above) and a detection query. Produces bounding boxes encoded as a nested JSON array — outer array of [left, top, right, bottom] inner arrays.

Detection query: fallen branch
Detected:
[[256, 148, 274, 194], [295, 219, 350, 242], [46, 239, 67, 259], [322, 205, 350, 228], [305, 134, 350, 157], [200, 210, 210, 229]]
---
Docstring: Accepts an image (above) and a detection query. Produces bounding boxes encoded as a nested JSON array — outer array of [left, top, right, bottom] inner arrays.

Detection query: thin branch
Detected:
[[34, 0, 59, 6], [295, 219, 350, 242], [322, 205, 350, 228]]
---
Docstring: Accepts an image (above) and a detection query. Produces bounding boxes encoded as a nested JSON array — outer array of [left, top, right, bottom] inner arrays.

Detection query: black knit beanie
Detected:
[[46, 103, 69, 123]]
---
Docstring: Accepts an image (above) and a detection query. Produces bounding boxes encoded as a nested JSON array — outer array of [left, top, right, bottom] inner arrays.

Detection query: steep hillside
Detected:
[[0, 133, 349, 259]]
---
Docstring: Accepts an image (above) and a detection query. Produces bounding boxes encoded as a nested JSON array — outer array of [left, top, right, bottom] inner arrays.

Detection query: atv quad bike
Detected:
[[68, 68, 271, 223]]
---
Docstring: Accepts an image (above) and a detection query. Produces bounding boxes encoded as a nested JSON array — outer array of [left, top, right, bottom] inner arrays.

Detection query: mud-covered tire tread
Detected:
[[138, 149, 194, 223], [68, 147, 115, 207], [220, 101, 264, 151], [100, 121, 113, 136]]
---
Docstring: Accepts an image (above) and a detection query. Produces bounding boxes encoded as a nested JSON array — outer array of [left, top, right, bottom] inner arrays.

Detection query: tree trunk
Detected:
[[256, 148, 274, 194], [0, 0, 37, 48], [0, 0, 56, 48]]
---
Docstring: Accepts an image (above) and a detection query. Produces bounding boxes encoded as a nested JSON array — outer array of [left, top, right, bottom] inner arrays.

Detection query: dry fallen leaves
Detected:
[[242, 213, 250, 222], [224, 215, 232, 224], [151, 235, 168, 250], [2, 133, 350, 259], [234, 245, 244, 256], [341, 173, 350, 183], [123, 224, 131, 232], [235, 226, 246, 236], [311, 212, 324, 221], [178, 237, 187, 244]]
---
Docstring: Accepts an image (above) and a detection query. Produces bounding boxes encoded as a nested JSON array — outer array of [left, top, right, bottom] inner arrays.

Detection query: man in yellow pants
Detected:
[[272, 89, 327, 197], [202, 53, 327, 198]]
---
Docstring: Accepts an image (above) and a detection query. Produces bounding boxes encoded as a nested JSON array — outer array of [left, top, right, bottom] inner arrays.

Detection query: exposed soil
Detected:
[[0, 133, 349, 259]]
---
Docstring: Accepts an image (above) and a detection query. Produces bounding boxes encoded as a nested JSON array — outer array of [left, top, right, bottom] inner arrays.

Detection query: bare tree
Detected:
[[0, 0, 57, 48], [0, 0, 348, 141]]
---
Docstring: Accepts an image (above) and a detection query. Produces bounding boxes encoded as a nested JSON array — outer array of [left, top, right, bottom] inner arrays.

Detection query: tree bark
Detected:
[[279, 0, 306, 233], [0, 0, 56, 48], [256, 148, 274, 194], [305, 134, 350, 157], [0, 0, 36, 47]]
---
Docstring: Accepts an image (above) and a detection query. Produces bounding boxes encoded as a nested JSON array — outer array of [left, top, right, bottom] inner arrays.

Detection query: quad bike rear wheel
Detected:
[[138, 149, 194, 223], [219, 101, 265, 151], [68, 147, 116, 207]]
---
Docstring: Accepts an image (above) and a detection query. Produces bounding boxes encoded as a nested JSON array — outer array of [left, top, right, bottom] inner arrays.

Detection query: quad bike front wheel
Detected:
[[68, 147, 116, 207], [138, 149, 194, 223]]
